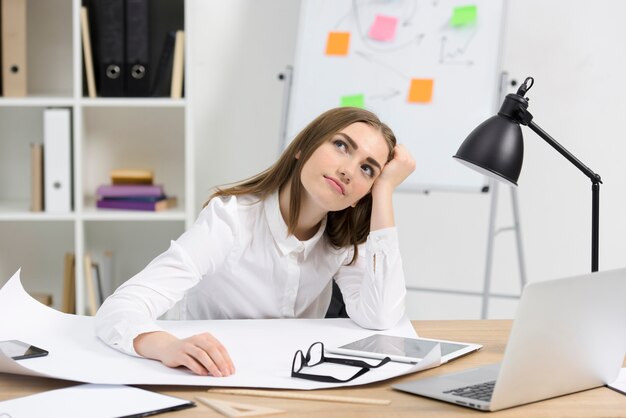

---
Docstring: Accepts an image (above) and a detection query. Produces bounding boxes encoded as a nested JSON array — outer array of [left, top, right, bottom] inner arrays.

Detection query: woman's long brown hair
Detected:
[[207, 107, 396, 263]]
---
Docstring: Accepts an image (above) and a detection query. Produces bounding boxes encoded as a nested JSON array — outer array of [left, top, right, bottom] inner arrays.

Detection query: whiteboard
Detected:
[[287, 0, 506, 192]]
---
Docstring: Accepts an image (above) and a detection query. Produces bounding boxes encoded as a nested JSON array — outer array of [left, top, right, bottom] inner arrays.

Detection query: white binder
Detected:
[[43, 108, 72, 212]]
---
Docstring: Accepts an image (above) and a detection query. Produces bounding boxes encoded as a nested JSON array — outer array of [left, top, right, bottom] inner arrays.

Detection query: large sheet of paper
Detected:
[[0, 270, 441, 389], [0, 383, 194, 417]]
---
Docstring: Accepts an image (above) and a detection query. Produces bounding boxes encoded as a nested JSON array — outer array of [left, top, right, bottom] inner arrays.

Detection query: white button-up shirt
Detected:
[[95, 191, 407, 356]]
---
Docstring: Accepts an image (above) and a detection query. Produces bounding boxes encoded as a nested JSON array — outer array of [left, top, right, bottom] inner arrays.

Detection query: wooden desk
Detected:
[[1, 320, 625, 417]]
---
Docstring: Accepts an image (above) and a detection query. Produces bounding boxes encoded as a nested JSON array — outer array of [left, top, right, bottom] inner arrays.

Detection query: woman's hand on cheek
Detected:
[[372, 144, 416, 195]]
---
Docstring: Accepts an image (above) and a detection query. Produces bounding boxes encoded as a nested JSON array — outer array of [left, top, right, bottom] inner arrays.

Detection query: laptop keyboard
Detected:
[[443, 380, 495, 402]]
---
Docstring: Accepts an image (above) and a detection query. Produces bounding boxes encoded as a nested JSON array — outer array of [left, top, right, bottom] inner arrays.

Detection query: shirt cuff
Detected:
[[366, 226, 399, 253], [115, 321, 165, 357]]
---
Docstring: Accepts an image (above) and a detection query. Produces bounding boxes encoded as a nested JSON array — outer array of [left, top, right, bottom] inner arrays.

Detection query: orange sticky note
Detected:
[[408, 78, 434, 103], [368, 15, 398, 41], [325, 32, 351, 56]]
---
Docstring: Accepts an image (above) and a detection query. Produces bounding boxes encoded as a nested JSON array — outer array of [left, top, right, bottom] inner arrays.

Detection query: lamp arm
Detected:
[[527, 120, 602, 185], [499, 77, 600, 272], [527, 119, 601, 272]]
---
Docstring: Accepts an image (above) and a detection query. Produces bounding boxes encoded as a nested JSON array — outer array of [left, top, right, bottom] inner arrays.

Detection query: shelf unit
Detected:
[[0, 0, 194, 314]]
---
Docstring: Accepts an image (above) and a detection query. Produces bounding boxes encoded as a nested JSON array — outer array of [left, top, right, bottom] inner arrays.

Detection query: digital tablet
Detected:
[[327, 334, 482, 364]]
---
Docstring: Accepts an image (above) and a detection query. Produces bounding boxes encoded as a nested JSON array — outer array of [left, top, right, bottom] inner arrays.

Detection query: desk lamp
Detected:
[[453, 77, 602, 272]]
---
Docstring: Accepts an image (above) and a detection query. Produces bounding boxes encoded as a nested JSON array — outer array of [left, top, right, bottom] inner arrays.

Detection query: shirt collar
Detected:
[[264, 189, 327, 259]]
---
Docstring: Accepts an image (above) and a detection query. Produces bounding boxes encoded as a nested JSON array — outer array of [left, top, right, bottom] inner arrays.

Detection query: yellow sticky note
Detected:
[[408, 79, 434, 103], [325, 32, 351, 56]]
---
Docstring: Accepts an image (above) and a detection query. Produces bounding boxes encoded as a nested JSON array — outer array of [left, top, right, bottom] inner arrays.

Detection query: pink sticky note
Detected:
[[368, 15, 398, 42]]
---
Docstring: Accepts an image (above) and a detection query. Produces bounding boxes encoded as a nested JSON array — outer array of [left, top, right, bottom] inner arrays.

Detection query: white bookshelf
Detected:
[[0, 0, 194, 315]]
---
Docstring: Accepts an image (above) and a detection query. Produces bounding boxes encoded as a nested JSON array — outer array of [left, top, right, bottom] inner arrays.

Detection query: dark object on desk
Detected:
[[325, 280, 348, 318], [292, 341, 390, 383], [0, 340, 48, 360], [453, 76, 602, 272]]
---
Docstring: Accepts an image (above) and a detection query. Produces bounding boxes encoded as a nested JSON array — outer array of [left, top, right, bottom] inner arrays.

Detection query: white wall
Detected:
[[191, 0, 626, 319], [191, 0, 300, 205]]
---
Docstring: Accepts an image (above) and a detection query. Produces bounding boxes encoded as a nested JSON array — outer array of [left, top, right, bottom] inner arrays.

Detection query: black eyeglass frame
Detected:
[[291, 341, 390, 383]]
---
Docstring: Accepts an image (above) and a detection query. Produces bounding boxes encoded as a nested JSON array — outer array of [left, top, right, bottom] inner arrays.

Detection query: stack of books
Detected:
[[96, 169, 177, 211]]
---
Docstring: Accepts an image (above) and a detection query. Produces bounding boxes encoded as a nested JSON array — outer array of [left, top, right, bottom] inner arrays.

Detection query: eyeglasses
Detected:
[[291, 341, 390, 383]]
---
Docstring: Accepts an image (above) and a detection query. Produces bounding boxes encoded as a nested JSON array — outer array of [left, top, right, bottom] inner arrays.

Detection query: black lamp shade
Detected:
[[453, 115, 524, 187]]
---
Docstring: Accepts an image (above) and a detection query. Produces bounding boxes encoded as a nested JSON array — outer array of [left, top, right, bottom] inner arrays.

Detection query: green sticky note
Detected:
[[451, 5, 477, 27], [340, 94, 365, 108]]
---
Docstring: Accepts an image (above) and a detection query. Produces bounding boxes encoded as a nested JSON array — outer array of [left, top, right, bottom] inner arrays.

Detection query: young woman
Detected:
[[95, 107, 415, 377]]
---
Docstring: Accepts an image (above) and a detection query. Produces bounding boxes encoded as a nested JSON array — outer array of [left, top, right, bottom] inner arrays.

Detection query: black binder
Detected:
[[151, 31, 176, 97], [93, 0, 125, 97], [125, 0, 149, 97]]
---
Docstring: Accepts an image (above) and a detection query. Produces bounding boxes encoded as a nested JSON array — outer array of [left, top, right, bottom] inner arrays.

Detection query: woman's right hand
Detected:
[[133, 331, 235, 377]]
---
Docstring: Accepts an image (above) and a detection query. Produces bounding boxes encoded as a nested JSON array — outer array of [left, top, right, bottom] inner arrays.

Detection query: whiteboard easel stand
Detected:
[[277, 67, 526, 319], [402, 181, 527, 319], [277, 66, 294, 155], [481, 179, 527, 318], [406, 73, 528, 319], [477, 72, 528, 318]]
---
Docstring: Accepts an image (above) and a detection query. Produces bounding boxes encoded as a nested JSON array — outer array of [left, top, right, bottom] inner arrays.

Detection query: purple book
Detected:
[[96, 196, 177, 211], [96, 184, 164, 198]]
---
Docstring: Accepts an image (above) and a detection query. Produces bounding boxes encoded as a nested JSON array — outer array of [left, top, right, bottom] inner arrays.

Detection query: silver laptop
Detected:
[[393, 268, 626, 411]]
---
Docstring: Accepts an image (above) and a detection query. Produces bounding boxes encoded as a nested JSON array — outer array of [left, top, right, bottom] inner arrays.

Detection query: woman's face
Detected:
[[299, 122, 389, 213]]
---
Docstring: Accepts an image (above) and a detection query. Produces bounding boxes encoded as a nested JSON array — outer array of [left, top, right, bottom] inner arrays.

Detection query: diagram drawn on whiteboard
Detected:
[[287, 0, 507, 192]]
